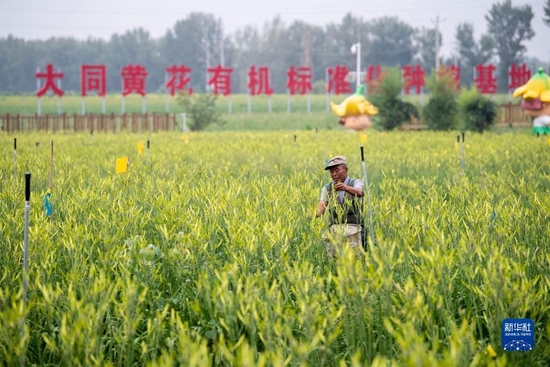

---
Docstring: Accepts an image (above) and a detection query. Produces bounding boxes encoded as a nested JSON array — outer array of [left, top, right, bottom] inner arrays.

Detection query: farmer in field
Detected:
[[316, 156, 364, 259]]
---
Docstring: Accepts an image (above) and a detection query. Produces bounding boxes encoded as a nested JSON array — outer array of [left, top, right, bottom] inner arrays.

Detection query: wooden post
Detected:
[[507, 101, 513, 129], [111, 112, 115, 133]]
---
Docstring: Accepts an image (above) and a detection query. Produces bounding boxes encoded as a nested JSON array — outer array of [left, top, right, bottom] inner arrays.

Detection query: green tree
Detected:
[[283, 21, 326, 88], [414, 27, 441, 74], [454, 23, 494, 89], [297, 23, 327, 88], [176, 91, 224, 131], [0, 36, 38, 93], [365, 17, 416, 67], [486, 0, 534, 92], [160, 12, 226, 93], [261, 16, 291, 92], [368, 67, 419, 130], [232, 25, 264, 93], [0, 35, 113, 93], [107, 28, 162, 93], [322, 13, 370, 76], [422, 71, 458, 131], [544, 0, 550, 26], [457, 87, 499, 133], [231, 17, 324, 93]]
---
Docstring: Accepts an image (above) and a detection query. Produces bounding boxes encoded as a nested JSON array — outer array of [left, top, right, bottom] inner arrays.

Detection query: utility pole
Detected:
[[351, 42, 361, 89], [219, 24, 225, 67], [303, 30, 312, 68], [432, 14, 445, 79], [220, 41, 225, 67], [204, 34, 210, 92], [435, 14, 440, 76]]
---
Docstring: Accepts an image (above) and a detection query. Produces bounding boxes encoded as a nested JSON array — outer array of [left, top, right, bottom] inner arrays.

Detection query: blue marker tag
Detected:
[[44, 192, 53, 216], [501, 318, 534, 351]]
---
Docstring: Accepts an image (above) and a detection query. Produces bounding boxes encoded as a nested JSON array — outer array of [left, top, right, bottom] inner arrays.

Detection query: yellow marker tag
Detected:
[[360, 133, 367, 143], [116, 157, 128, 174], [184, 135, 189, 144], [455, 142, 459, 151], [547, 137, 550, 147], [137, 143, 143, 155], [487, 344, 496, 358]]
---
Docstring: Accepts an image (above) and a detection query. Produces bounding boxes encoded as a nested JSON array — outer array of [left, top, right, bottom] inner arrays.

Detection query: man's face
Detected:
[[329, 165, 348, 183]]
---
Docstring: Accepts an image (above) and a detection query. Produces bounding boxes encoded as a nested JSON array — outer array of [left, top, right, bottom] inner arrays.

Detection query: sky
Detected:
[[0, 0, 548, 61]]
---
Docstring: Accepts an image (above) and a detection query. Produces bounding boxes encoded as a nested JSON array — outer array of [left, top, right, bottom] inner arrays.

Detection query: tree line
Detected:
[[0, 0, 548, 94]]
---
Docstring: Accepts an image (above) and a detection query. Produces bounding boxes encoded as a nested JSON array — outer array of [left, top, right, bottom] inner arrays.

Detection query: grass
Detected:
[[0, 93, 520, 116], [1, 129, 549, 365]]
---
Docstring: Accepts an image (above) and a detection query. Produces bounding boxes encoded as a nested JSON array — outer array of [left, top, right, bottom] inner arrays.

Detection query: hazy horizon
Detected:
[[0, 0, 548, 62]]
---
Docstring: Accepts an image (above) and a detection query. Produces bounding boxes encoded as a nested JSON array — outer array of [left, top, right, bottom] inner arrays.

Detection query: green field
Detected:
[[0, 93, 518, 116], [0, 93, 526, 134], [1, 129, 549, 365]]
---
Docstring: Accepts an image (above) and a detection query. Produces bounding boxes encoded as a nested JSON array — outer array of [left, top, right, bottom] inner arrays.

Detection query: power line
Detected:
[[0, 2, 505, 18]]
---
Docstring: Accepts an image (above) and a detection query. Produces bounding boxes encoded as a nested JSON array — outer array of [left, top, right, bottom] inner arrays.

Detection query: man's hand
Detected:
[[333, 181, 346, 192], [316, 201, 326, 217], [334, 181, 363, 197]]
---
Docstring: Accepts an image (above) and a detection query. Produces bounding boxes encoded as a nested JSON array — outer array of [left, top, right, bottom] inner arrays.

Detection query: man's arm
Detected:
[[316, 186, 329, 217], [334, 181, 364, 197], [316, 201, 326, 217]]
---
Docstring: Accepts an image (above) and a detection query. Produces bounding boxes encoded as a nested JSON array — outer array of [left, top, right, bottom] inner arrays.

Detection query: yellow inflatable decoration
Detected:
[[330, 85, 378, 131], [513, 67, 550, 135]]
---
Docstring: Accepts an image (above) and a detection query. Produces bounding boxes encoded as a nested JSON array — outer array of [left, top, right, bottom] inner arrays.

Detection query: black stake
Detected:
[[23, 174, 31, 306], [461, 132, 465, 171], [21, 172, 31, 367], [13, 138, 17, 192], [360, 146, 375, 247]]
